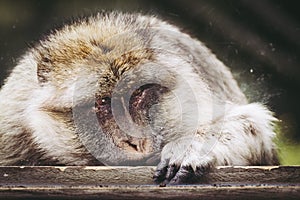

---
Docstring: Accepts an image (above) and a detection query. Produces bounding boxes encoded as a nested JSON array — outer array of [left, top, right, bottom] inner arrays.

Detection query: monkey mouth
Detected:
[[115, 134, 152, 155], [95, 83, 168, 158]]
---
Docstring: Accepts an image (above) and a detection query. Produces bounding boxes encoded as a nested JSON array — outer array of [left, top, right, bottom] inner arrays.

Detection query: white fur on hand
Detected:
[[154, 135, 214, 185]]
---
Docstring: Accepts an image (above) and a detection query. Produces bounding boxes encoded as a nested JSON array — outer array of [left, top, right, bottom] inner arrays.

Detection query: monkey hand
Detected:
[[153, 135, 214, 185], [153, 103, 278, 185]]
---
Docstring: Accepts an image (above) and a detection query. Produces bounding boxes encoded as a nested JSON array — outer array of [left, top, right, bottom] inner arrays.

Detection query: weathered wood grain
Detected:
[[0, 166, 299, 199]]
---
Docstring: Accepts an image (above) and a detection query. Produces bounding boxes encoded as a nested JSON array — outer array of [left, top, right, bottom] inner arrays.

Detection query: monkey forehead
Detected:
[[33, 12, 161, 85]]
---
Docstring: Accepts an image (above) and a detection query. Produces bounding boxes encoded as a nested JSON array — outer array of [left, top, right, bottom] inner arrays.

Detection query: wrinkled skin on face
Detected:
[[94, 83, 169, 159]]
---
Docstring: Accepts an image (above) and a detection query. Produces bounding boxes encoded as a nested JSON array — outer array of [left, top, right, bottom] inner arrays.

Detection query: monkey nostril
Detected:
[[124, 140, 139, 151]]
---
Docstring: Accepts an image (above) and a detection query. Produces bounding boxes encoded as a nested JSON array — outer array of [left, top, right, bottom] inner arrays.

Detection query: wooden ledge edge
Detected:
[[0, 166, 299, 186]]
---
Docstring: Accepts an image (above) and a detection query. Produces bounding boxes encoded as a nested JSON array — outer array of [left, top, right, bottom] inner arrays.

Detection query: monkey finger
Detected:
[[168, 165, 192, 185], [153, 160, 168, 183], [169, 165, 209, 184], [165, 164, 179, 181], [194, 165, 209, 177], [157, 165, 179, 187]]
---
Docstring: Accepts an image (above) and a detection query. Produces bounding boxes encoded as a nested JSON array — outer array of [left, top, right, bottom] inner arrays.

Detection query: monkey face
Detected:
[[94, 82, 168, 160], [69, 53, 178, 165]]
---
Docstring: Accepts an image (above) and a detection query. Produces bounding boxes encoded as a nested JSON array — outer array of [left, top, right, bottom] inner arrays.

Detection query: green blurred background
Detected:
[[0, 0, 299, 165]]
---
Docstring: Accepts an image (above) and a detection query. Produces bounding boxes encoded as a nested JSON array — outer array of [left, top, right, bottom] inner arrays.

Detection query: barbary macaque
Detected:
[[0, 12, 278, 184]]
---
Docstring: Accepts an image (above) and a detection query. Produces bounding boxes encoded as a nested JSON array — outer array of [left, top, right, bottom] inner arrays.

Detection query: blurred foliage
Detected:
[[275, 122, 300, 165], [277, 142, 300, 165]]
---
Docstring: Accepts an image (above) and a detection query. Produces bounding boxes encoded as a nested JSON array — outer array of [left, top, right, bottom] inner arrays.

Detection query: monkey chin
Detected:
[[0, 12, 279, 184]]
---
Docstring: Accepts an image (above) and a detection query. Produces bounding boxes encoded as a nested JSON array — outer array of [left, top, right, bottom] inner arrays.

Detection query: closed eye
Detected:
[[96, 96, 111, 106]]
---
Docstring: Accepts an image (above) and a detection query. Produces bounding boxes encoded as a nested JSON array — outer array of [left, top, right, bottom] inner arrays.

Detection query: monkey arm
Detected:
[[153, 103, 279, 185]]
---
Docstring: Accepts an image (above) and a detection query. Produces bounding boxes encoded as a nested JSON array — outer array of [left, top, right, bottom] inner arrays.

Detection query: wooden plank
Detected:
[[1, 166, 299, 185], [0, 166, 299, 199], [1, 185, 300, 200]]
